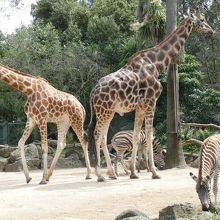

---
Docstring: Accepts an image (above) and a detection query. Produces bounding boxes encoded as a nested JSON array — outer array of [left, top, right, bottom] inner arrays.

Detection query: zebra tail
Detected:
[[86, 99, 98, 166]]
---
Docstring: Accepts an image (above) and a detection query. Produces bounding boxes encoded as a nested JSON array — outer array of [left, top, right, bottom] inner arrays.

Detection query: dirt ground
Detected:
[[0, 167, 204, 220]]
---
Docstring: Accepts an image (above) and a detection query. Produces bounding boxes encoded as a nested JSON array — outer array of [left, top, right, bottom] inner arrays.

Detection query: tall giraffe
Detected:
[[88, 9, 214, 182], [0, 64, 92, 184]]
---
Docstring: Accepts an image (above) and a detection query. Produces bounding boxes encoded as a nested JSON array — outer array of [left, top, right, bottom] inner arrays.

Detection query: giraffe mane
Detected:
[[126, 17, 190, 65], [0, 63, 49, 83]]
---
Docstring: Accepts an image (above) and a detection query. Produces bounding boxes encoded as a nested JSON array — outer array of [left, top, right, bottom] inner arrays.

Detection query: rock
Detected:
[[9, 143, 40, 162], [55, 158, 75, 169], [191, 158, 199, 168], [65, 147, 80, 158], [40, 155, 83, 169], [158, 203, 214, 220], [5, 161, 21, 172], [0, 156, 9, 171], [27, 158, 41, 170], [115, 209, 150, 220], [194, 211, 214, 220], [25, 143, 40, 159], [9, 149, 21, 163], [123, 217, 150, 220], [67, 154, 84, 168], [36, 144, 43, 159], [0, 145, 16, 158]]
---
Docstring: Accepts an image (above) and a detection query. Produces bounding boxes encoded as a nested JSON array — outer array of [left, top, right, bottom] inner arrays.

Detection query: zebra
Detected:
[[190, 134, 220, 212], [111, 130, 166, 176]]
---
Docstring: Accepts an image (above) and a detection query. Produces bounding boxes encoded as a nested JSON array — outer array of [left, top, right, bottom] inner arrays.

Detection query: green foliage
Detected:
[[182, 127, 218, 154], [31, 0, 89, 44], [90, 0, 137, 33], [87, 16, 119, 47]]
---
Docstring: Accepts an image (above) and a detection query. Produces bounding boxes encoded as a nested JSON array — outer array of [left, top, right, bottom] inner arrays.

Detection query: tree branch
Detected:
[[181, 123, 220, 131], [183, 138, 203, 147]]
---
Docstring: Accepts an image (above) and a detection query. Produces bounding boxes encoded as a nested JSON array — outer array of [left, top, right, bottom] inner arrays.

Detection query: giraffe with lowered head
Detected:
[[0, 64, 92, 184], [88, 9, 214, 182]]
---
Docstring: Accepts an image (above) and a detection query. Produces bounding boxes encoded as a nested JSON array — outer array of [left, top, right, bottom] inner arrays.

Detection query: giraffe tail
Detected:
[[86, 100, 98, 167]]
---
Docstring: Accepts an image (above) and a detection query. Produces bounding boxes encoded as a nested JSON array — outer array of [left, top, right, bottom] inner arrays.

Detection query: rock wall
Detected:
[[0, 143, 85, 172]]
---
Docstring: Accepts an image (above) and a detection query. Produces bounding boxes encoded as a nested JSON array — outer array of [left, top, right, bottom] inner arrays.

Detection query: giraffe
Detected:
[[87, 9, 214, 182], [0, 64, 92, 184]]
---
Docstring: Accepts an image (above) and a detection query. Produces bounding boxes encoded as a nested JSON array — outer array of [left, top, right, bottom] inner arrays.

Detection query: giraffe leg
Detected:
[[94, 131, 105, 182], [18, 118, 36, 183], [94, 113, 114, 182], [145, 115, 160, 179], [130, 108, 145, 179], [71, 120, 92, 179], [47, 122, 69, 182], [101, 116, 116, 179], [39, 121, 49, 184]]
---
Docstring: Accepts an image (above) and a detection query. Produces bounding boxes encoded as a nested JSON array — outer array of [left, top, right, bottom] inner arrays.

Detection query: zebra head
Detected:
[[154, 149, 166, 170], [190, 172, 215, 212]]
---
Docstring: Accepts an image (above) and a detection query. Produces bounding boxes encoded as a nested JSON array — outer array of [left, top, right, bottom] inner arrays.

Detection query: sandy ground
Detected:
[[0, 167, 205, 220]]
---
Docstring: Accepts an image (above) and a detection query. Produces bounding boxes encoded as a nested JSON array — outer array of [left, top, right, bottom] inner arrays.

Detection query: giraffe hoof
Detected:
[[97, 176, 106, 182], [130, 174, 139, 179], [85, 176, 92, 180], [26, 177, 32, 184], [152, 174, 161, 179], [109, 175, 117, 180], [39, 180, 48, 185]]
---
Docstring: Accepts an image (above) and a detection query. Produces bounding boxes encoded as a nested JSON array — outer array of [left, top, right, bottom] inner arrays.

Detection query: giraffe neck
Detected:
[[0, 64, 35, 96], [126, 18, 194, 74]]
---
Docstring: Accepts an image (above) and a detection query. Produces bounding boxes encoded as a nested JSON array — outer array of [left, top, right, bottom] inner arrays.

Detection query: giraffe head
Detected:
[[188, 8, 214, 35], [190, 172, 216, 212]]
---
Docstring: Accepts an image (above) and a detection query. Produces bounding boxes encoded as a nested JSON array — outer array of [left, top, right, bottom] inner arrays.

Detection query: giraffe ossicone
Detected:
[[88, 8, 214, 182], [0, 64, 92, 184]]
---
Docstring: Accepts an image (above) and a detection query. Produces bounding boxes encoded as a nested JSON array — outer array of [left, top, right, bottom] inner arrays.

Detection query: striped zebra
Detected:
[[111, 130, 166, 176], [190, 134, 220, 212]]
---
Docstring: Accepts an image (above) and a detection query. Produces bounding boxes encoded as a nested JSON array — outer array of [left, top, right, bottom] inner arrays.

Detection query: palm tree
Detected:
[[134, 0, 166, 44]]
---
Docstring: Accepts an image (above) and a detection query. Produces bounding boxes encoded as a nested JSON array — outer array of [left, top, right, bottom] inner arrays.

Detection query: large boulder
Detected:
[[115, 209, 150, 220], [5, 161, 21, 172], [9, 143, 41, 170], [9, 149, 20, 163], [0, 145, 16, 158], [41, 154, 84, 169], [159, 203, 213, 220], [0, 156, 9, 171], [191, 158, 199, 168]]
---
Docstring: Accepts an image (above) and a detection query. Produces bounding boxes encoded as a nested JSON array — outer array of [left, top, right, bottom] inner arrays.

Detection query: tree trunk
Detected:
[[165, 0, 186, 168], [137, 0, 148, 22]]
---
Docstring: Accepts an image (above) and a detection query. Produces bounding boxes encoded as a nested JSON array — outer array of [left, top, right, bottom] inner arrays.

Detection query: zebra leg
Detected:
[[120, 153, 130, 175], [213, 170, 220, 204], [114, 155, 119, 176], [142, 146, 150, 172], [137, 150, 142, 173], [130, 108, 145, 179]]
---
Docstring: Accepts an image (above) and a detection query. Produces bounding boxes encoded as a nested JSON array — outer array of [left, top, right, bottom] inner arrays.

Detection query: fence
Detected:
[[0, 121, 39, 146]]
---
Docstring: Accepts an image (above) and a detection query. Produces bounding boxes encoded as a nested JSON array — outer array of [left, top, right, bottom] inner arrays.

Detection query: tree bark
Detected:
[[165, 0, 186, 168]]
